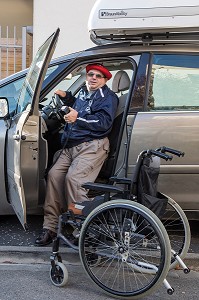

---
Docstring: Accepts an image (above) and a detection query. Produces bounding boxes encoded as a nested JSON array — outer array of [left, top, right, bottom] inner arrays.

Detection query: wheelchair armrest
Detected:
[[109, 176, 132, 185], [82, 182, 124, 193]]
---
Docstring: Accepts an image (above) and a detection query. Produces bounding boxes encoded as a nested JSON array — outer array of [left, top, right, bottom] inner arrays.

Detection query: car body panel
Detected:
[[127, 111, 199, 211], [0, 120, 14, 214]]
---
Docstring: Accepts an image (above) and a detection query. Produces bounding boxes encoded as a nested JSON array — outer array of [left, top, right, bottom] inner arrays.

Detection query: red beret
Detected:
[[86, 64, 112, 80]]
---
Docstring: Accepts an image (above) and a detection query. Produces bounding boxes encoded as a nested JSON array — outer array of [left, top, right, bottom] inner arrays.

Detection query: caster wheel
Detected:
[[184, 268, 190, 274], [50, 262, 68, 287], [167, 287, 174, 295]]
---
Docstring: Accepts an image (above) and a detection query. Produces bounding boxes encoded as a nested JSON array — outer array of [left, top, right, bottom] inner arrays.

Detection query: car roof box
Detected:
[[88, 0, 199, 45]]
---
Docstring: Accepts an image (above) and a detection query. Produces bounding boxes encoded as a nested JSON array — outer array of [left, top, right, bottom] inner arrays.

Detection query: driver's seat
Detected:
[[112, 70, 130, 117], [93, 70, 131, 181]]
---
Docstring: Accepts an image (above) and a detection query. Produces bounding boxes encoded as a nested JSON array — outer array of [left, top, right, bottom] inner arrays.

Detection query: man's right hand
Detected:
[[54, 90, 66, 98]]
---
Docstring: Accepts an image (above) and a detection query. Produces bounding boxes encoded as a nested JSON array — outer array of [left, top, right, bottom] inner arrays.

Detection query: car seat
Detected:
[[111, 70, 130, 117], [96, 70, 131, 180]]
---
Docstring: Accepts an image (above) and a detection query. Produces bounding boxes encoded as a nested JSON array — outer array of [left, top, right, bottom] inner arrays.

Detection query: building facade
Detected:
[[33, 0, 95, 58], [0, 0, 95, 78]]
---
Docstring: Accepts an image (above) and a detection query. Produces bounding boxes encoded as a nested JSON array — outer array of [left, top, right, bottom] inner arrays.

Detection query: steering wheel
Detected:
[[51, 94, 70, 122], [41, 94, 70, 130], [52, 94, 64, 109]]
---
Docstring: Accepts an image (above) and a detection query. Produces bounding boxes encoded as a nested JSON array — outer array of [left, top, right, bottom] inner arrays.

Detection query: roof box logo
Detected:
[[99, 10, 128, 18], [99, 6, 199, 20]]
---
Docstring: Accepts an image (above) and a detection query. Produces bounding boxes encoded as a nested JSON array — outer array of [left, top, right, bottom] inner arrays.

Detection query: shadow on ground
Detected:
[[0, 215, 198, 252]]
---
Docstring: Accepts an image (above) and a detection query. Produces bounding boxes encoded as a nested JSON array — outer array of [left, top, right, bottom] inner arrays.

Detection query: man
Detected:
[[35, 64, 119, 246]]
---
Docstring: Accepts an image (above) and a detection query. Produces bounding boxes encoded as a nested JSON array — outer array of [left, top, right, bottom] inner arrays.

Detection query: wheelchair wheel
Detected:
[[50, 261, 68, 287], [79, 199, 171, 299], [161, 195, 191, 270]]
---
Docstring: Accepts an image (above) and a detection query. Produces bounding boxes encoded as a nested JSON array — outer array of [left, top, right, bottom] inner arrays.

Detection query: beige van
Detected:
[[1, 1, 199, 227]]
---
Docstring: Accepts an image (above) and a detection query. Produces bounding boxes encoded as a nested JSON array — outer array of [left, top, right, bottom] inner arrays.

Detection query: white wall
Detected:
[[33, 0, 96, 58]]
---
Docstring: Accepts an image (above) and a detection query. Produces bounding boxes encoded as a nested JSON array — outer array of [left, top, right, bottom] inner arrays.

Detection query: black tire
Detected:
[[79, 200, 171, 299], [161, 194, 191, 269], [50, 261, 68, 287]]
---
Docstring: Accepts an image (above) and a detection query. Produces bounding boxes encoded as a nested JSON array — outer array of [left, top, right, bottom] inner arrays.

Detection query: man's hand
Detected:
[[54, 90, 66, 98], [64, 107, 78, 123]]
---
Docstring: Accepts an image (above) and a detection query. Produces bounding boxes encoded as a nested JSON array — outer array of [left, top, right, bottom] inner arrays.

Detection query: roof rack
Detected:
[[90, 31, 199, 46]]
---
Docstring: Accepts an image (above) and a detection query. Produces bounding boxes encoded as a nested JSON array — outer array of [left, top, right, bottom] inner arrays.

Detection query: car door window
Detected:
[[42, 73, 82, 106], [44, 60, 135, 103], [148, 54, 199, 111]]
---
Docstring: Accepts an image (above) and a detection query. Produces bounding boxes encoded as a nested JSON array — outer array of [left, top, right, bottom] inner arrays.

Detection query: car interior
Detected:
[[40, 59, 134, 189]]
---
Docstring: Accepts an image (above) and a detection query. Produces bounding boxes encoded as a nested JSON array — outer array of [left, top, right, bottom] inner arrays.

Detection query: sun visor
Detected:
[[88, 0, 199, 45]]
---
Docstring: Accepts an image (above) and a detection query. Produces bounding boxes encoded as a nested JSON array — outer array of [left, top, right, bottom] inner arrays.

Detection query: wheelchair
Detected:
[[49, 146, 191, 299]]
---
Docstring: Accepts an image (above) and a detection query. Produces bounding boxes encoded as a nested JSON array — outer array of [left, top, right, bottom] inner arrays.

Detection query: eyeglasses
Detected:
[[87, 72, 106, 79]]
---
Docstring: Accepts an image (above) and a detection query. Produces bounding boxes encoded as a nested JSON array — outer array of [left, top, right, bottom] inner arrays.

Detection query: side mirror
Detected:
[[0, 97, 9, 118]]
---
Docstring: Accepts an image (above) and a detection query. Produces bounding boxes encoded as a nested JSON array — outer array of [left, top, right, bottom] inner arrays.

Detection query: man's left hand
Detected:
[[64, 107, 78, 123]]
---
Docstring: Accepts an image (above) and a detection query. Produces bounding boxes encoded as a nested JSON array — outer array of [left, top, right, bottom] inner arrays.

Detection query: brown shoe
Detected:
[[35, 229, 56, 246], [68, 203, 85, 215]]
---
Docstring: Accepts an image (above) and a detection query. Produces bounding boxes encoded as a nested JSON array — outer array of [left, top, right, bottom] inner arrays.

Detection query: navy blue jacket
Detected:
[[60, 85, 119, 148]]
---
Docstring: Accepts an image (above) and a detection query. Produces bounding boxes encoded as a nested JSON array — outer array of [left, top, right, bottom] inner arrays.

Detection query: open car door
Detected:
[[6, 28, 60, 229]]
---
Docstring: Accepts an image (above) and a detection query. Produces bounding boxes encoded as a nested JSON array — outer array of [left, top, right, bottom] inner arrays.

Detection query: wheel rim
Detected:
[[161, 197, 191, 269], [50, 263, 65, 285]]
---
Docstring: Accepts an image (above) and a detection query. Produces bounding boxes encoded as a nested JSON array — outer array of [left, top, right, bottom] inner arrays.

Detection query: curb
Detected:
[[0, 245, 80, 265], [0, 245, 77, 253], [0, 245, 198, 256], [0, 246, 198, 269]]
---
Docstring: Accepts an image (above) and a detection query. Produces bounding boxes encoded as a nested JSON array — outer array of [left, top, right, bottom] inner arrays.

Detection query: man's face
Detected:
[[86, 69, 108, 91]]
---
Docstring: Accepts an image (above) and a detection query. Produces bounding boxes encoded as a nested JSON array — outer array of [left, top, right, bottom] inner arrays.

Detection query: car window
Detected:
[[0, 64, 61, 113], [148, 54, 199, 111], [0, 77, 24, 112], [16, 32, 60, 114], [42, 73, 82, 106], [43, 59, 135, 107]]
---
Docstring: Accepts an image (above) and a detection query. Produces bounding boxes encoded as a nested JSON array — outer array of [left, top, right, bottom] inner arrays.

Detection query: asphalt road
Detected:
[[0, 262, 198, 300], [0, 215, 198, 300]]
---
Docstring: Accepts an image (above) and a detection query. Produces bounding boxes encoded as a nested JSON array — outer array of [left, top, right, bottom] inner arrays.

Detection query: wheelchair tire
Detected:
[[79, 199, 171, 299], [50, 261, 68, 287], [161, 194, 191, 270]]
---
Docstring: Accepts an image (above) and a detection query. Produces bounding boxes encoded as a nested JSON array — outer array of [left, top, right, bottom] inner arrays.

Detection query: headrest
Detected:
[[112, 70, 130, 93]]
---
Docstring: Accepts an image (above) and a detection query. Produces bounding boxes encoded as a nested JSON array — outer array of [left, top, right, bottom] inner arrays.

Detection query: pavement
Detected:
[[0, 215, 198, 270]]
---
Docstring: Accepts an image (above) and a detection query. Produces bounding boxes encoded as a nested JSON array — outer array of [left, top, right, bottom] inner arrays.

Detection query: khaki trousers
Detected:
[[43, 137, 109, 232]]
